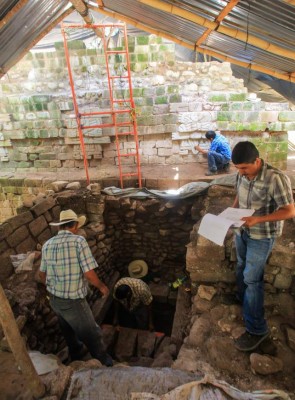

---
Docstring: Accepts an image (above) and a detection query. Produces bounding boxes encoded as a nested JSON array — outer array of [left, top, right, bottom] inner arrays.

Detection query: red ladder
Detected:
[[61, 23, 142, 188]]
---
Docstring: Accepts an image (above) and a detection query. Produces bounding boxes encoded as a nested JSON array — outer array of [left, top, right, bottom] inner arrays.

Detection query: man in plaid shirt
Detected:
[[39, 209, 112, 366], [113, 277, 154, 331], [231, 142, 295, 352]]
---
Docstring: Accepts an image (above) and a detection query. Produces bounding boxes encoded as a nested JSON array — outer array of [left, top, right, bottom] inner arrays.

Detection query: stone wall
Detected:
[[0, 35, 292, 173], [0, 184, 294, 360]]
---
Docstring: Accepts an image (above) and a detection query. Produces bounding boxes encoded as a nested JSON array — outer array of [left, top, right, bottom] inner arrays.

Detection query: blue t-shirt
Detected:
[[210, 134, 231, 159]]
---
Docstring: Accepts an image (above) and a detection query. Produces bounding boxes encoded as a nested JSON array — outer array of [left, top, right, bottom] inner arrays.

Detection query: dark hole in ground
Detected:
[[103, 300, 175, 336]]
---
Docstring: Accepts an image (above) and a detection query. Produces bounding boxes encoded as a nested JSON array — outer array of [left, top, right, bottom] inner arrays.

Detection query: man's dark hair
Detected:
[[58, 221, 77, 229], [231, 141, 259, 164], [205, 130, 216, 140], [115, 284, 132, 300]]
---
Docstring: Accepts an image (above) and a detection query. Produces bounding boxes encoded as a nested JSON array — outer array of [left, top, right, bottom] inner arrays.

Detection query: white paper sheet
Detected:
[[198, 208, 255, 246]]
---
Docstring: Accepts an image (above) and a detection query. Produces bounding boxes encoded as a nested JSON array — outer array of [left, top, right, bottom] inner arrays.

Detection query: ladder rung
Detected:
[[113, 99, 132, 103], [122, 173, 139, 177], [116, 122, 133, 127], [110, 75, 129, 79], [107, 50, 127, 55]]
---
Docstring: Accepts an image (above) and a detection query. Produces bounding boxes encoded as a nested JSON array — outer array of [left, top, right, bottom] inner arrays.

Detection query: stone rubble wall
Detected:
[[0, 35, 292, 173]]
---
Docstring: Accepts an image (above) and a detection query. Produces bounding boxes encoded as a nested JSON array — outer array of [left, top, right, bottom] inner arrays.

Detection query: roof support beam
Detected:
[[196, 0, 240, 47], [88, 4, 295, 83], [139, 0, 295, 60], [281, 0, 295, 5], [69, 0, 103, 37], [0, 0, 30, 30], [0, 6, 74, 78]]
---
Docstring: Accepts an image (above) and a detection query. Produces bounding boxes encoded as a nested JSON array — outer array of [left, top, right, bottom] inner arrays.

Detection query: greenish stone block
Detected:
[[220, 104, 229, 111], [12, 113, 23, 121], [145, 97, 154, 106], [151, 53, 159, 62], [137, 106, 153, 116], [32, 95, 52, 103], [132, 88, 144, 97], [156, 87, 165, 96], [167, 60, 175, 67], [283, 122, 295, 130], [34, 160, 51, 168], [26, 129, 39, 139], [137, 54, 148, 62], [39, 129, 50, 138], [248, 122, 267, 131], [155, 96, 168, 105], [216, 121, 229, 129], [130, 54, 137, 62], [134, 98, 145, 106], [217, 111, 231, 121], [1, 84, 11, 93], [267, 122, 283, 131], [32, 120, 44, 129], [8, 97, 20, 105], [167, 85, 178, 94], [17, 162, 32, 168], [29, 154, 39, 161], [169, 94, 182, 103], [136, 36, 149, 45], [49, 110, 61, 119], [39, 153, 56, 160], [35, 103, 43, 111], [277, 142, 288, 152], [278, 111, 295, 121], [243, 102, 254, 111], [47, 102, 59, 111], [229, 93, 247, 101], [230, 103, 243, 110], [209, 94, 227, 102], [128, 45, 135, 53]]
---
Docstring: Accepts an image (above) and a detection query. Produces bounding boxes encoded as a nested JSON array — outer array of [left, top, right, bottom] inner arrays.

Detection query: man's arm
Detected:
[[194, 144, 208, 154], [242, 204, 295, 228], [84, 270, 109, 297]]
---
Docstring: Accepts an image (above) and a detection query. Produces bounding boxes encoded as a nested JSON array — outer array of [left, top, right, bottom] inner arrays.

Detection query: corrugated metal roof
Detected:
[[0, 0, 294, 97]]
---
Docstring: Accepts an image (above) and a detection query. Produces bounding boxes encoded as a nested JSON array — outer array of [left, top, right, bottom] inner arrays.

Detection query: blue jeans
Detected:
[[49, 295, 108, 363], [208, 151, 230, 171], [235, 230, 275, 335]]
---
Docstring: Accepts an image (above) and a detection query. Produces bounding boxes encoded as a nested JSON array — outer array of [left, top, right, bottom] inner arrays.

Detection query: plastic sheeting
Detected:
[[131, 375, 291, 400]]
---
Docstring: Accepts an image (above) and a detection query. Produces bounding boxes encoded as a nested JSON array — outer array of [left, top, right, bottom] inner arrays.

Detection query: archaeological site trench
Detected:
[[0, 177, 294, 398]]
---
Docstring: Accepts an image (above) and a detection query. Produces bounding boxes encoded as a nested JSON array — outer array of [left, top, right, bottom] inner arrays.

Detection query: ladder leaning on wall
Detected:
[[61, 22, 142, 188]]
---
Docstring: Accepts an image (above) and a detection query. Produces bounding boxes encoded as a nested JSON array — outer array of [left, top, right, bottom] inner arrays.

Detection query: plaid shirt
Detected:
[[236, 160, 293, 239], [113, 277, 153, 311], [40, 230, 98, 299]]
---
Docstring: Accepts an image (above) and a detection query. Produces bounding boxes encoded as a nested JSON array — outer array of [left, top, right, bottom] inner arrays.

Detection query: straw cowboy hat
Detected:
[[128, 260, 148, 279], [50, 209, 86, 229]]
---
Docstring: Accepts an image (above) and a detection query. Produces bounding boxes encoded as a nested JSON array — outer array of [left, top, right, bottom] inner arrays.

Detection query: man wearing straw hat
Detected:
[[39, 209, 112, 366]]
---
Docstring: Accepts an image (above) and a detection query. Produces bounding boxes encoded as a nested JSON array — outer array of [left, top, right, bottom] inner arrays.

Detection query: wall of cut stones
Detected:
[[0, 183, 202, 355], [0, 183, 294, 359], [0, 35, 292, 173]]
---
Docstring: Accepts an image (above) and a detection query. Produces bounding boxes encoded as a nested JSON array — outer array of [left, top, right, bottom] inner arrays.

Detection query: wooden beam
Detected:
[[281, 0, 295, 5], [197, 0, 240, 47], [0, 283, 45, 398], [0, 6, 74, 78], [139, 0, 295, 60], [97, 0, 105, 6], [88, 4, 295, 83], [0, 0, 30, 30], [69, 0, 103, 37]]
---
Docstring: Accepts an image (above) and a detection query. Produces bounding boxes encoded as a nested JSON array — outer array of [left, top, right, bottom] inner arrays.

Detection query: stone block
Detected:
[[6, 226, 30, 248], [137, 331, 156, 357], [37, 228, 52, 245], [0, 223, 13, 241], [15, 235, 36, 253], [31, 197, 56, 216], [114, 327, 137, 361], [0, 249, 15, 282], [29, 215, 48, 237], [269, 245, 295, 270], [6, 211, 34, 231]]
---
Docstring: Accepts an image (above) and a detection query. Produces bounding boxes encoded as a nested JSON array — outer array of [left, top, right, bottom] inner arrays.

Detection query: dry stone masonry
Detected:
[[0, 35, 291, 174]]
